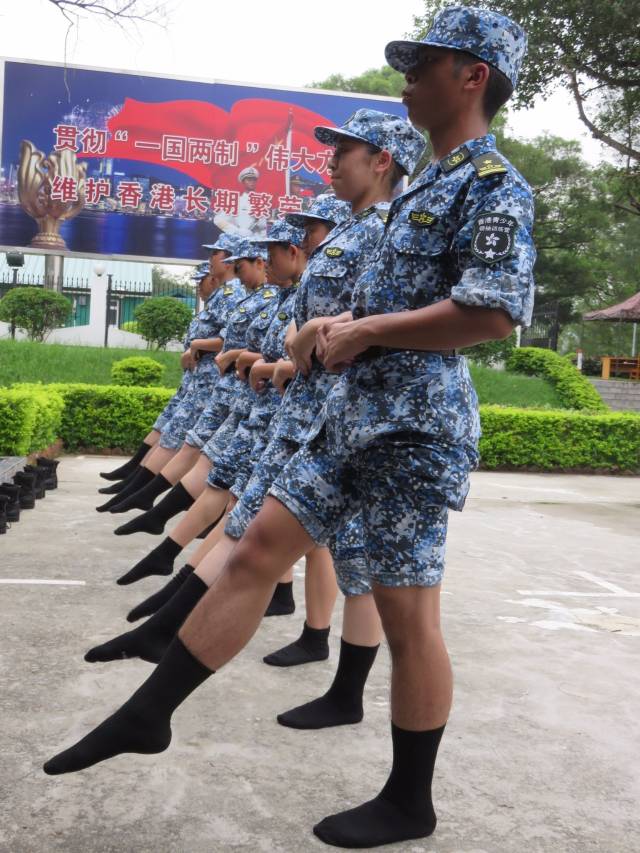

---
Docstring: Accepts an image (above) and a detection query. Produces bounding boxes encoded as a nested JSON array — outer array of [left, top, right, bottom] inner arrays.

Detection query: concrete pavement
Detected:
[[1, 456, 639, 852]]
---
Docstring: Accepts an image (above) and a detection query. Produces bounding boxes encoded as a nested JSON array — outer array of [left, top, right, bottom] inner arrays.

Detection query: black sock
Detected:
[[264, 581, 295, 616], [100, 442, 151, 481], [98, 465, 139, 495], [114, 483, 194, 535], [116, 536, 182, 586], [127, 564, 195, 623], [86, 573, 208, 664], [96, 467, 154, 513], [109, 474, 172, 515], [44, 637, 212, 775], [277, 638, 378, 728], [264, 621, 330, 668], [313, 723, 445, 848]]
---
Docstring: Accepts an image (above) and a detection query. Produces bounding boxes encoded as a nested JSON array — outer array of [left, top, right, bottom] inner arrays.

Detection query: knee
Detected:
[[226, 517, 281, 585], [373, 584, 442, 655]]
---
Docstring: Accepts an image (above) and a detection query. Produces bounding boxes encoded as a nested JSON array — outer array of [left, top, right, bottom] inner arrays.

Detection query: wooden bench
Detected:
[[600, 356, 640, 381]]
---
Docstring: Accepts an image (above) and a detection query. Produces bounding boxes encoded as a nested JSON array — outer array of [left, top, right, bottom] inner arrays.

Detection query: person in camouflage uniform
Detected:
[[46, 8, 536, 850]]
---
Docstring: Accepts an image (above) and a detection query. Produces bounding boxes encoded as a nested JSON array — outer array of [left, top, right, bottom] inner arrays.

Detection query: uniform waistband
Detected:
[[358, 346, 457, 362]]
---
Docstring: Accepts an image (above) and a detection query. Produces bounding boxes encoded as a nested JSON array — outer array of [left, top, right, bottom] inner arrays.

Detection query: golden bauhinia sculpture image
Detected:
[[18, 140, 87, 250]]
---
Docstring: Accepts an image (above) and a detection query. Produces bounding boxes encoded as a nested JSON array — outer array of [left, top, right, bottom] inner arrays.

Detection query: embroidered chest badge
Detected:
[[325, 247, 344, 258], [409, 211, 437, 227], [262, 289, 276, 299], [471, 214, 517, 264]]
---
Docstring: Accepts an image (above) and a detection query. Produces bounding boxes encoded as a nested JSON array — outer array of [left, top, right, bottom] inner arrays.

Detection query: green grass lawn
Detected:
[[0, 339, 567, 408], [469, 363, 566, 408], [0, 339, 183, 388]]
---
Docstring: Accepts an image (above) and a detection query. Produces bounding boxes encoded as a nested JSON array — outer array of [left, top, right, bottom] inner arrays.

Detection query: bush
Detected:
[[506, 347, 608, 412], [0, 385, 63, 454], [134, 297, 192, 350], [47, 383, 173, 451], [462, 331, 517, 367], [111, 356, 165, 387], [0, 287, 72, 341], [120, 320, 140, 334], [479, 406, 640, 472]]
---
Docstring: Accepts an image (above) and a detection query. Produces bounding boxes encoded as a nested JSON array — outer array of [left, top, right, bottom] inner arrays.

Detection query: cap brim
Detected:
[[314, 124, 372, 148], [386, 39, 477, 72], [285, 211, 337, 228]]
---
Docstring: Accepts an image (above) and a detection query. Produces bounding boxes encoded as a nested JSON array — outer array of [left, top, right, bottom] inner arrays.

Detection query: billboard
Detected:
[[0, 59, 406, 264]]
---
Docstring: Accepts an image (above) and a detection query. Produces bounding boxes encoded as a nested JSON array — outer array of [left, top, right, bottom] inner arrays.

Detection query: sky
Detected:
[[0, 0, 614, 167]]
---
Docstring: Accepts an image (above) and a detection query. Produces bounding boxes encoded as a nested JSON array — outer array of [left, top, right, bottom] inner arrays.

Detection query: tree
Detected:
[[312, 66, 405, 98], [134, 296, 192, 350], [0, 287, 71, 341], [412, 2, 640, 211], [46, 0, 168, 28]]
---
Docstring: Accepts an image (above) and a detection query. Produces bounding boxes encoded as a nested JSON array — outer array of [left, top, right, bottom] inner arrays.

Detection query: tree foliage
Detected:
[[412, 1, 640, 210], [134, 296, 192, 350], [311, 66, 405, 98], [0, 287, 72, 341]]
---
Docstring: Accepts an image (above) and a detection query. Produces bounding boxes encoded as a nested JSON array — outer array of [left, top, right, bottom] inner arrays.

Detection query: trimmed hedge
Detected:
[[506, 347, 607, 412], [0, 385, 63, 454], [46, 383, 173, 450], [480, 406, 640, 472], [111, 356, 165, 387], [1, 383, 638, 472]]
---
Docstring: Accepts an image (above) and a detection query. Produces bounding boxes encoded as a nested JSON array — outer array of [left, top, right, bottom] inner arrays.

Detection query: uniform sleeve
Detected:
[[450, 174, 536, 327]]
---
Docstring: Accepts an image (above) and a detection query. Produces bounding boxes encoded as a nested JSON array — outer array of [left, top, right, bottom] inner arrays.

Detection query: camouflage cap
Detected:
[[385, 5, 527, 89], [285, 192, 351, 229], [224, 238, 269, 264], [251, 219, 305, 247], [191, 261, 210, 280], [314, 109, 426, 176], [202, 233, 242, 255]]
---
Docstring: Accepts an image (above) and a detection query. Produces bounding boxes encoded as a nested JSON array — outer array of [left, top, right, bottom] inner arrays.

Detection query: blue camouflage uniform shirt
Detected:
[[273, 203, 390, 445], [318, 134, 536, 510]]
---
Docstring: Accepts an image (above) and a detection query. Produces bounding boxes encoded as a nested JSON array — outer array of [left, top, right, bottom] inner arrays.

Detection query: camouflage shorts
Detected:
[[225, 433, 373, 597], [159, 372, 217, 450], [206, 414, 266, 492], [185, 398, 231, 450], [152, 372, 193, 432], [268, 430, 451, 588]]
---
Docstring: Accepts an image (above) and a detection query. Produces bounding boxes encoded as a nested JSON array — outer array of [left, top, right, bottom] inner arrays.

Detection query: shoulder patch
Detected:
[[325, 247, 344, 258], [472, 153, 508, 179], [409, 210, 437, 227], [471, 213, 517, 264], [441, 145, 471, 173]]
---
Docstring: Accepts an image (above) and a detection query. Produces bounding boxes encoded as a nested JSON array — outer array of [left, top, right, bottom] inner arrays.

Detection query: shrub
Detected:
[[479, 406, 640, 472], [111, 356, 165, 387], [120, 320, 140, 334], [134, 297, 192, 350], [47, 383, 173, 451], [0, 287, 72, 341], [462, 331, 517, 367], [506, 347, 608, 412], [0, 385, 63, 454]]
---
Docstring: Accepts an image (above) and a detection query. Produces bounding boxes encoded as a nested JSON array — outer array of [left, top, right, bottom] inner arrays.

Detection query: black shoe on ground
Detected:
[[36, 458, 59, 490], [0, 484, 21, 522], [0, 494, 8, 534], [13, 471, 37, 509]]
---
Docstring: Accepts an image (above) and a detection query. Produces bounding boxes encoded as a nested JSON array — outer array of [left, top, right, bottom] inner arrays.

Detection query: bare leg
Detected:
[[342, 592, 382, 646], [180, 454, 213, 499], [144, 429, 161, 445], [194, 534, 238, 586], [169, 485, 230, 547], [159, 444, 201, 485], [304, 546, 338, 629], [181, 497, 314, 670], [188, 511, 230, 567], [374, 584, 450, 730], [144, 446, 177, 475]]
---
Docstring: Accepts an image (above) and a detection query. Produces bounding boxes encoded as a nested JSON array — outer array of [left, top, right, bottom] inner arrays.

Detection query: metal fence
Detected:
[[521, 301, 560, 351], [0, 274, 92, 328]]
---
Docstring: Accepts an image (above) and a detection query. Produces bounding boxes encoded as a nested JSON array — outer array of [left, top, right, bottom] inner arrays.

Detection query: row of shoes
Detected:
[[0, 459, 59, 534]]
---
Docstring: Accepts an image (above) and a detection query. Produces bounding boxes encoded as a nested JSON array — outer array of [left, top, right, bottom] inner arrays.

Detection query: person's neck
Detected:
[[223, 268, 236, 283], [350, 184, 391, 215], [429, 115, 490, 162]]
